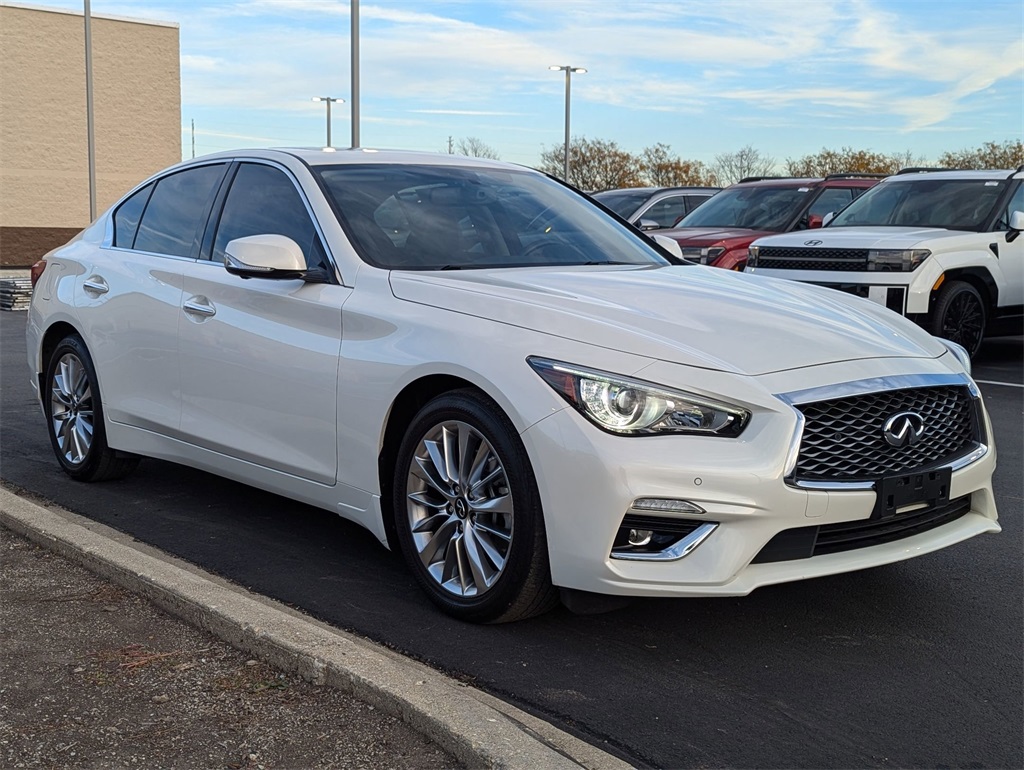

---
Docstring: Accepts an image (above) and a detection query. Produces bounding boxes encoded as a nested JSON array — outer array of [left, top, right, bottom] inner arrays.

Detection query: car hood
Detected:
[[661, 227, 774, 245], [755, 226, 967, 249], [389, 265, 945, 376]]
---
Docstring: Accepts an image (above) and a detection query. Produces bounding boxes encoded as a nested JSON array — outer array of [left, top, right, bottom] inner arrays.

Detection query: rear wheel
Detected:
[[44, 335, 139, 481], [931, 280, 986, 358], [392, 389, 558, 623]]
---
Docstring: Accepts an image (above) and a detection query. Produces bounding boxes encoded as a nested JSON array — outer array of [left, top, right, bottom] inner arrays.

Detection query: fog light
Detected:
[[612, 513, 719, 562], [628, 528, 654, 546]]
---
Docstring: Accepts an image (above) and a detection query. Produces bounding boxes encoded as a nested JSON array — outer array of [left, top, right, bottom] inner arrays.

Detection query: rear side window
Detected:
[[134, 164, 226, 257], [642, 196, 688, 227], [113, 183, 153, 248], [212, 163, 328, 271], [684, 194, 713, 213]]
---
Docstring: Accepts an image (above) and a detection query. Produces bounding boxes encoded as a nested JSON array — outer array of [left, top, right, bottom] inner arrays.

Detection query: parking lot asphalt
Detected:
[[2, 308, 1021, 770]]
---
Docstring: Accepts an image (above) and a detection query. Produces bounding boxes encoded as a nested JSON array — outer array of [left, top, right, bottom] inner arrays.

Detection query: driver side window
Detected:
[[996, 183, 1024, 230], [212, 163, 329, 271]]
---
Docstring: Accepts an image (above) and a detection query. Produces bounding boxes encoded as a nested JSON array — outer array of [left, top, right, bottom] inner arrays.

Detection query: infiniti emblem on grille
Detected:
[[804, 239, 823, 246], [883, 411, 925, 448]]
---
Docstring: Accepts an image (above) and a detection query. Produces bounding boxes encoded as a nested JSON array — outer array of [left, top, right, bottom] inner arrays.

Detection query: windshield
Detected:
[[829, 178, 1008, 230], [591, 190, 650, 218], [675, 185, 812, 231], [315, 165, 672, 270]]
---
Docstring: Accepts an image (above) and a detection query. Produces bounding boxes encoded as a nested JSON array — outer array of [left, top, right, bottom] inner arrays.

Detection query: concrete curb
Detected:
[[0, 486, 631, 770]]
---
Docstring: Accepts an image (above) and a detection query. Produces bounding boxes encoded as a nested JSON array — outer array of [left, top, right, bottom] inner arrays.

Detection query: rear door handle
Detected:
[[83, 277, 109, 295], [183, 297, 216, 318]]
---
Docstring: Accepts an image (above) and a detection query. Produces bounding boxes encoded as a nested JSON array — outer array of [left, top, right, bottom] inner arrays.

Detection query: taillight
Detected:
[[30, 259, 47, 288]]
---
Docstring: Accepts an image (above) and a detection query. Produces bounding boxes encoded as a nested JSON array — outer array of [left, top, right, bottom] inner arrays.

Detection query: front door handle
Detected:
[[83, 276, 109, 295], [183, 297, 216, 318]]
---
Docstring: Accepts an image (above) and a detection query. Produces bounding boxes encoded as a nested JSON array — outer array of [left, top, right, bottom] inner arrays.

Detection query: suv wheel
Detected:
[[931, 280, 986, 358]]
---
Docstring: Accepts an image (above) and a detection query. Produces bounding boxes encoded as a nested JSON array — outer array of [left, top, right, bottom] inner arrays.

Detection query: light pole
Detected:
[[84, 0, 97, 220], [311, 96, 344, 147], [351, 0, 360, 148], [548, 65, 586, 183]]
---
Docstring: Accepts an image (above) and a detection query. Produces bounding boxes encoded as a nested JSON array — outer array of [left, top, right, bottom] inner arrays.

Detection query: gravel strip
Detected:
[[0, 526, 461, 770]]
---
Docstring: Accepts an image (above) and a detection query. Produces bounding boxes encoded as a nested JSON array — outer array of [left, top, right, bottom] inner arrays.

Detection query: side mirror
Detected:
[[1007, 210, 1024, 243], [637, 219, 660, 231], [224, 234, 307, 280], [821, 211, 836, 227], [806, 213, 824, 229], [651, 234, 683, 259]]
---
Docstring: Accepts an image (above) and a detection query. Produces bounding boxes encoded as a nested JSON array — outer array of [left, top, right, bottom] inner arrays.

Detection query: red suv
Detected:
[[660, 174, 883, 270]]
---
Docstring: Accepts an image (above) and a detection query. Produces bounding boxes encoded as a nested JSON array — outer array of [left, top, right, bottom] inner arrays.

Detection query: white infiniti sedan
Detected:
[[27, 149, 999, 622]]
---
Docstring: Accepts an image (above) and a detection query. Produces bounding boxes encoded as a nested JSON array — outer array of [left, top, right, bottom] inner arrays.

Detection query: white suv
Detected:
[[747, 168, 1024, 357]]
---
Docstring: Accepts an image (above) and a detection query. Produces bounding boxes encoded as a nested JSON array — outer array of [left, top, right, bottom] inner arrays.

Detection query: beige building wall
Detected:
[[0, 2, 181, 266]]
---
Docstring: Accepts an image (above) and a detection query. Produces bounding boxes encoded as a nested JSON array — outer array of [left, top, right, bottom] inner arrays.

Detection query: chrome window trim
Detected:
[[98, 156, 342, 284], [610, 522, 718, 562], [775, 372, 975, 406], [100, 246, 199, 263], [101, 160, 230, 250], [635, 193, 686, 221]]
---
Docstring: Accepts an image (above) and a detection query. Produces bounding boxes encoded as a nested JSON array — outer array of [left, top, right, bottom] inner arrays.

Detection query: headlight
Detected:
[[747, 245, 760, 267], [528, 358, 750, 437], [867, 249, 930, 272], [940, 338, 972, 375], [678, 246, 726, 264]]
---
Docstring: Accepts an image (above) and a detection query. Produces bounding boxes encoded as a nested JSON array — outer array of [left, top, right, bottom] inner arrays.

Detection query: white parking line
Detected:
[[975, 379, 1024, 389]]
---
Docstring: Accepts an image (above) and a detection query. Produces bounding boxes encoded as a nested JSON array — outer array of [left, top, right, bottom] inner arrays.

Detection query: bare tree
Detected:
[[711, 145, 776, 185], [454, 136, 500, 160], [784, 147, 927, 176], [538, 137, 643, 191], [938, 140, 1024, 170], [640, 143, 718, 186]]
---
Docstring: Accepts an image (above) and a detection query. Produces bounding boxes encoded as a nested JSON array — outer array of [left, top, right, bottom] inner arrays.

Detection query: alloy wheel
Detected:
[[942, 291, 984, 355], [50, 352, 95, 465], [405, 420, 514, 597]]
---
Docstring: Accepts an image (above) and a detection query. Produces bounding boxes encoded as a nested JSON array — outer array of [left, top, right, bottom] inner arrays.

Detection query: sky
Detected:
[[35, 0, 1024, 168]]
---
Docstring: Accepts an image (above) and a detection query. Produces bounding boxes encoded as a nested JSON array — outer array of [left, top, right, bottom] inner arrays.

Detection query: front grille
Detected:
[[757, 246, 869, 271], [794, 386, 977, 481], [751, 495, 972, 563]]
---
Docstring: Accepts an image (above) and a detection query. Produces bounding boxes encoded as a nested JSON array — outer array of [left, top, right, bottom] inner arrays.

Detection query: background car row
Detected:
[[601, 167, 1024, 356]]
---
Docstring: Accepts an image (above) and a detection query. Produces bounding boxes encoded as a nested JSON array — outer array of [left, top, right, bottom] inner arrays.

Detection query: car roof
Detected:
[[192, 147, 534, 172], [594, 186, 721, 195], [731, 175, 883, 189], [884, 168, 1019, 181]]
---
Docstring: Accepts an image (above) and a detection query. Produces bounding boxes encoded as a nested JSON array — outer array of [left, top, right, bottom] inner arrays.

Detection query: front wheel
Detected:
[[930, 280, 987, 358], [392, 390, 558, 623], [43, 335, 139, 482]]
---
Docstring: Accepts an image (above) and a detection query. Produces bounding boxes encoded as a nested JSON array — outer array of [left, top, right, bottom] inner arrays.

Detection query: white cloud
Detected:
[[409, 110, 525, 116], [53, 0, 1017, 162]]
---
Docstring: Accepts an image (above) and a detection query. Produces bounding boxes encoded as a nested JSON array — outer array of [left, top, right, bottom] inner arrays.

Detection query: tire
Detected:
[[392, 389, 558, 623], [930, 280, 987, 358], [43, 335, 139, 482]]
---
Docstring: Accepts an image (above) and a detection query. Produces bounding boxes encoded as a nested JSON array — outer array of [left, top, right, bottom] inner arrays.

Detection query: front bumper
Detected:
[[749, 266, 937, 314], [521, 361, 999, 597]]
